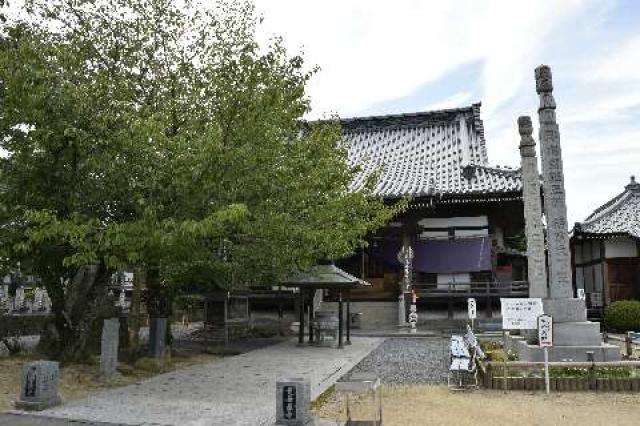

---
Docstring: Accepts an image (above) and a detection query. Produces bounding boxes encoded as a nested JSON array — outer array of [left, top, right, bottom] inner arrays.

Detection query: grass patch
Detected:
[[314, 384, 640, 426]]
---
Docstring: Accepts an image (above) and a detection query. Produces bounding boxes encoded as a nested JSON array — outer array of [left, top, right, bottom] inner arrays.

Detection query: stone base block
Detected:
[[14, 396, 61, 411], [554, 322, 602, 346], [508, 335, 621, 362], [543, 298, 587, 322]]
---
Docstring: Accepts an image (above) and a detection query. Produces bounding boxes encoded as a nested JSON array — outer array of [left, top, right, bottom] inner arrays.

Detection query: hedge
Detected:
[[604, 300, 640, 332]]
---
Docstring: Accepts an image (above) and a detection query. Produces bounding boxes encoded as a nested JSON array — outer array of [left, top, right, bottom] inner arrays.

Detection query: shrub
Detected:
[[604, 300, 640, 332]]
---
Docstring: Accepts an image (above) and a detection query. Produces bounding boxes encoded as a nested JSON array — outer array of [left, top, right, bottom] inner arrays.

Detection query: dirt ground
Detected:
[[315, 385, 640, 426], [0, 351, 220, 413]]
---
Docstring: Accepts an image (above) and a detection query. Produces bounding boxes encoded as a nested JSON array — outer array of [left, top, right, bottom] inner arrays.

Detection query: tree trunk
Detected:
[[39, 261, 115, 362], [128, 267, 144, 359]]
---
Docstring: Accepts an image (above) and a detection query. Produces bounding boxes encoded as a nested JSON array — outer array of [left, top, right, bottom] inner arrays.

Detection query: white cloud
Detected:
[[422, 92, 473, 112]]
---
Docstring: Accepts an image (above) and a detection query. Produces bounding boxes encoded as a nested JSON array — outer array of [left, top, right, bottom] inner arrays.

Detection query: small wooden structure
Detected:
[[284, 261, 370, 348], [203, 290, 250, 344]]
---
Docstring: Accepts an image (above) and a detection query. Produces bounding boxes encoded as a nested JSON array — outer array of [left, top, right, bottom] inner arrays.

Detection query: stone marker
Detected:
[[33, 287, 44, 312], [100, 318, 120, 377], [149, 317, 168, 358], [518, 116, 548, 298], [535, 65, 573, 299], [508, 65, 621, 361], [14, 287, 24, 311], [15, 361, 61, 410], [275, 377, 312, 426], [43, 289, 52, 313]]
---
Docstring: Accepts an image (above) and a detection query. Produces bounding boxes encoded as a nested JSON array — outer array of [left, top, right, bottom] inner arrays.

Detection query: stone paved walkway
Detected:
[[14, 337, 382, 426]]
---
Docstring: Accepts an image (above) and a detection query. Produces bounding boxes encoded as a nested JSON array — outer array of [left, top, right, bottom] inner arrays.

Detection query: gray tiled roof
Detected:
[[343, 103, 522, 199], [577, 177, 640, 239]]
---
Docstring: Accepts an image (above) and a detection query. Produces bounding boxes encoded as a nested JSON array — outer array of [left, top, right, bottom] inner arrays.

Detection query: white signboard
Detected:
[[500, 298, 544, 330], [467, 298, 477, 320], [577, 288, 586, 300], [538, 314, 553, 347]]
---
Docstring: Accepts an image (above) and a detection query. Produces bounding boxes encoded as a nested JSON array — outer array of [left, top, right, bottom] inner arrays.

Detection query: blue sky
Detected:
[[256, 0, 640, 225]]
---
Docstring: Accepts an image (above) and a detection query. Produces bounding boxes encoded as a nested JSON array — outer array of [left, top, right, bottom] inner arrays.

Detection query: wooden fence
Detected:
[[482, 361, 640, 392]]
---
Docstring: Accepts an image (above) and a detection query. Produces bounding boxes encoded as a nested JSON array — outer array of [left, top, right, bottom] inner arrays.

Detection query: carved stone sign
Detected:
[[275, 377, 312, 425], [15, 361, 61, 411]]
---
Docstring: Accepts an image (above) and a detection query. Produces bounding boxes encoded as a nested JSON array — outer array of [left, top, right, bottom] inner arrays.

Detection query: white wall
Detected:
[[604, 238, 638, 258]]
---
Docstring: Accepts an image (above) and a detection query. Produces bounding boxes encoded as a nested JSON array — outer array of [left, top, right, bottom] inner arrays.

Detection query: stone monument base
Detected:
[[14, 395, 61, 411], [507, 334, 621, 362], [509, 298, 621, 361]]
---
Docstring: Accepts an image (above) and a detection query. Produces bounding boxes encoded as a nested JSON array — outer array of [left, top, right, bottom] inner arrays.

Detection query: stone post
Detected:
[[100, 318, 120, 378], [518, 116, 547, 298], [535, 65, 573, 299]]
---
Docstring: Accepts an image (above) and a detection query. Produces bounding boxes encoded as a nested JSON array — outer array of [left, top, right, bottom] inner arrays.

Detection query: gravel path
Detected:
[[346, 338, 449, 384]]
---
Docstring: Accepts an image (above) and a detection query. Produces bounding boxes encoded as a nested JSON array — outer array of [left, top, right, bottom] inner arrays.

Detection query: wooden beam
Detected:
[[298, 288, 305, 346], [338, 291, 344, 349]]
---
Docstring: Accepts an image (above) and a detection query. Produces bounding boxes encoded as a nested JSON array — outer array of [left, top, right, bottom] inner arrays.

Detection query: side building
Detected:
[[571, 176, 640, 319], [326, 103, 527, 329]]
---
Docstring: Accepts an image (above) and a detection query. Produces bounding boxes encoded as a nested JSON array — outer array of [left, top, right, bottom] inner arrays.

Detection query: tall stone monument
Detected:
[[509, 65, 620, 361], [100, 318, 120, 378], [518, 116, 547, 299]]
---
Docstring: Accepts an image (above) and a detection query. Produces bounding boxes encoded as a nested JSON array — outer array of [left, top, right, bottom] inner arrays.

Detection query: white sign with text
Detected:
[[467, 298, 477, 320], [500, 298, 544, 330], [538, 314, 553, 347]]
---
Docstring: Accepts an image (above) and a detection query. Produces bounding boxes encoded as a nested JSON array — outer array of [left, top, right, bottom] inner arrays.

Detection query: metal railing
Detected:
[[413, 280, 529, 299]]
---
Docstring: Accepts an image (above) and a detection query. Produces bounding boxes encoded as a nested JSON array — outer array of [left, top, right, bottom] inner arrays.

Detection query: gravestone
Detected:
[[14, 361, 61, 410], [14, 287, 24, 311], [42, 290, 52, 313], [149, 317, 168, 358], [275, 377, 312, 426], [33, 288, 44, 312], [100, 318, 120, 377]]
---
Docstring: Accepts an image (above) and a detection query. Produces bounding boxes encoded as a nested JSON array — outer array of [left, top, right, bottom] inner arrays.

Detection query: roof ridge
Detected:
[[582, 190, 636, 225], [339, 103, 480, 123]]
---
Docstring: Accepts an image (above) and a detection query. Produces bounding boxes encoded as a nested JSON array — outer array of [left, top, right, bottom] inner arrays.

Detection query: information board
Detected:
[[500, 298, 544, 330]]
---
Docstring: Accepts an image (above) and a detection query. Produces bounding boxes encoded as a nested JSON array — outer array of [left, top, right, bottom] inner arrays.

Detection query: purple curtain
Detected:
[[413, 237, 491, 273]]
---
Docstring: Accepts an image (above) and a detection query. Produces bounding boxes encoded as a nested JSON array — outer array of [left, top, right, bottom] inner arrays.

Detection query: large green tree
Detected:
[[0, 0, 402, 361]]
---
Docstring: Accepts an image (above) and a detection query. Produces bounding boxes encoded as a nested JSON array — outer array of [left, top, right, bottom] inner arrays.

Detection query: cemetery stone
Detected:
[[14, 361, 61, 411], [43, 289, 52, 313], [14, 287, 24, 311], [100, 318, 120, 377], [275, 377, 312, 426], [149, 317, 168, 358], [33, 287, 44, 312]]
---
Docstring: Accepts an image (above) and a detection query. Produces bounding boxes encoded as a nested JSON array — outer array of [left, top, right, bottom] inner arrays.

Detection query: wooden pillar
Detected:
[[308, 289, 314, 344], [298, 288, 305, 346], [486, 281, 493, 318], [346, 290, 351, 345], [338, 291, 344, 349]]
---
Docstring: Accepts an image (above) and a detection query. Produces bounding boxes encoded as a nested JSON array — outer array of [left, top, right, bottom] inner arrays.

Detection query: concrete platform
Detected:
[[507, 334, 622, 362]]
